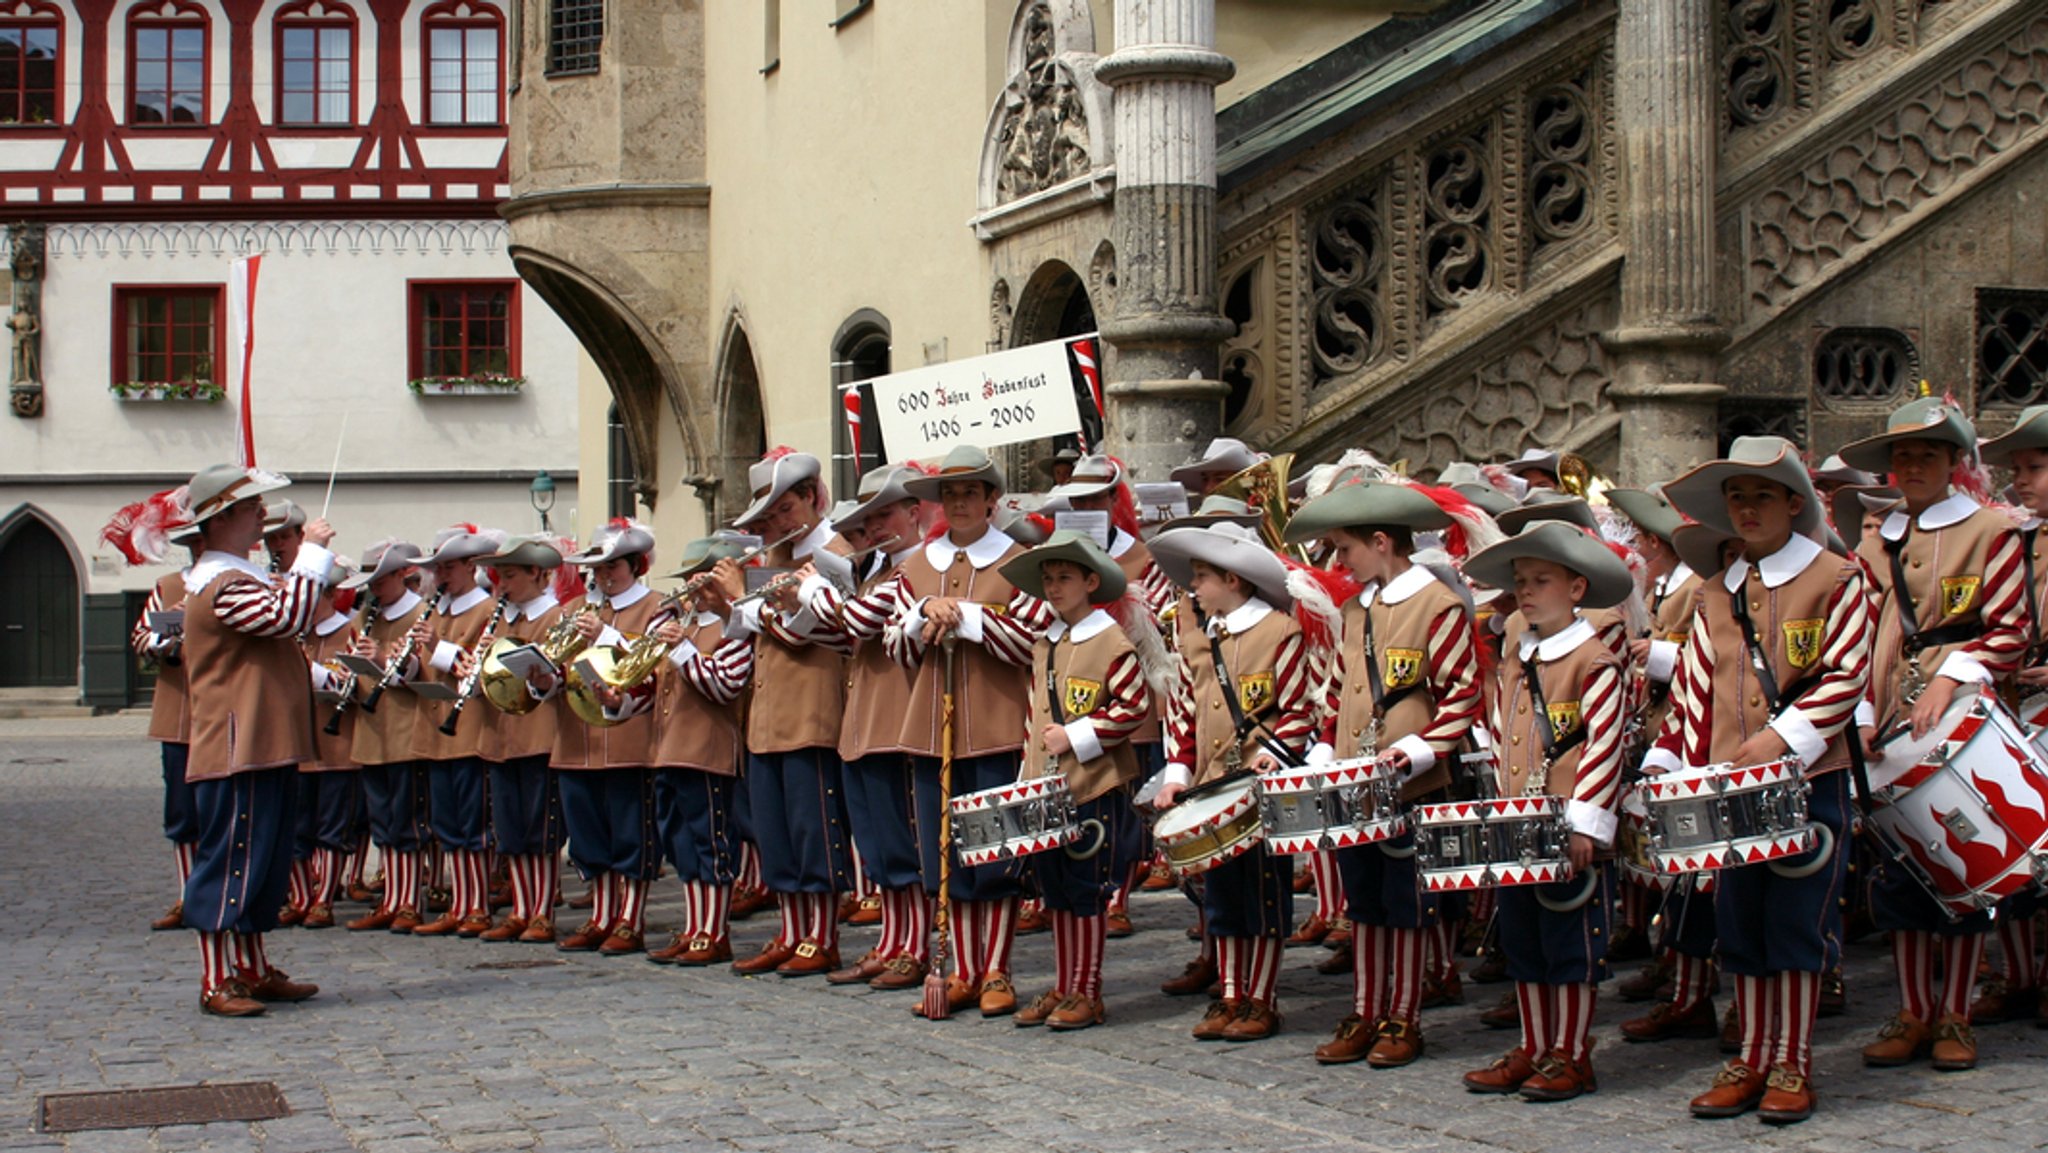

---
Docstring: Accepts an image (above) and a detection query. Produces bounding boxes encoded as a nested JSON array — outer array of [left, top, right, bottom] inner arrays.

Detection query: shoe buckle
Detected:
[[1765, 1065, 1806, 1092], [688, 937, 712, 951], [794, 942, 818, 958], [1713, 1062, 1753, 1087]]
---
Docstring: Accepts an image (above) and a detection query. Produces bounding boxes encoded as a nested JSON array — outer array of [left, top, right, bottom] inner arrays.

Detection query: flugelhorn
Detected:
[[1211, 452, 1310, 562]]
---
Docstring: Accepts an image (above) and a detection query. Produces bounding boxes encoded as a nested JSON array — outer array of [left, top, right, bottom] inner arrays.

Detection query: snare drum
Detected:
[[1866, 689, 2048, 916], [1154, 777, 1265, 877], [1413, 795, 1572, 892], [1616, 785, 1671, 889], [950, 776, 1080, 867], [1257, 757, 1406, 854], [1639, 759, 1814, 875]]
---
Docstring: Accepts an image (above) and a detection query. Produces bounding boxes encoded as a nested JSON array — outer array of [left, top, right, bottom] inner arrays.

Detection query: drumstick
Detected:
[[319, 410, 350, 521]]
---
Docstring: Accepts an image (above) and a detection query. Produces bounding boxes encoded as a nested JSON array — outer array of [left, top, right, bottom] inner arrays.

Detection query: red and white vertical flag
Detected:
[[229, 254, 263, 467], [1070, 337, 1104, 452], [843, 386, 863, 460]]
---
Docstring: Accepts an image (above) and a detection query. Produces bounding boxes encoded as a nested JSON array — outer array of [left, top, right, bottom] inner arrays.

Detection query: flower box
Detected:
[[111, 381, 226, 403], [408, 375, 527, 396]]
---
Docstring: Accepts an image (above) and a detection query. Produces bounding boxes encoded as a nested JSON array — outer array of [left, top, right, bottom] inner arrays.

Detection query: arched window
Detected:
[[0, 2, 60, 126], [607, 402, 637, 519], [423, 0, 501, 125], [128, 0, 210, 125], [832, 311, 890, 497], [274, 0, 356, 125]]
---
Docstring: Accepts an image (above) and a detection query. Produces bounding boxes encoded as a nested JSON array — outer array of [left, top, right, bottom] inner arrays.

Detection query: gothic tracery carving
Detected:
[[1422, 129, 1496, 322], [993, 1, 1093, 203]]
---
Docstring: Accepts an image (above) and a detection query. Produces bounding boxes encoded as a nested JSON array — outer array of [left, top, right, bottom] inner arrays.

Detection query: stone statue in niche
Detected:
[[9, 222, 42, 418], [994, 1, 1091, 203]]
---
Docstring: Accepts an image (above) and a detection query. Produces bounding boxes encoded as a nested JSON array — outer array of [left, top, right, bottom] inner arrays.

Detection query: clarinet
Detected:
[[321, 592, 377, 736], [437, 594, 512, 736], [362, 593, 439, 715]]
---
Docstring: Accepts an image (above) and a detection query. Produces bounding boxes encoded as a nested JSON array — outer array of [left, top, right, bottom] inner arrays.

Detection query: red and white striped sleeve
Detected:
[[1936, 524, 2029, 685], [132, 583, 169, 655], [1063, 649, 1151, 761], [672, 634, 753, 707], [978, 589, 1055, 668], [1398, 603, 1481, 770], [762, 600, 854, 656], [1647, 591, 1714, 773], [1566, 659, 1625, 845], [212, 571, 321, 638], [1163, 647, 1197, 778], [1773, 564, 1873, 765], [831, 571, 903, 642], [1264, 629, 1318, 757]]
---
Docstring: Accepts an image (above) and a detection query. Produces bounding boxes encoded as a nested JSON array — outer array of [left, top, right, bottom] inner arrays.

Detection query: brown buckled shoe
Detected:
[[1621, 997, 1718, 1043], [411, 911, 462, 937], [598, 926, 645, 956], [1141, 859, 1175, 891], [1617, 955, 1675, 1002], [1016, 905, 1050, 935], [1969, 976, 2039, 1025], [346, 907, 397, 932], [1015, 989, 1064, 1028], [1315, 948, 1352, 976], [1367, 1017, 1424, 1068], [1286, 914, 1332, 948], [729, 885, 773, 920], [388, 907, 424, 934], [480, 916, 528, 943], [645, 932, 691, 964], [731, 939, 798, 975], [1861, 1012, 1932, 1066], [1462, 1049, 1536, 1094], [1161, 957, 1219, 997], [1293, 864, 1314, 893], [1519, 1047, 1597, 1101], [200, 981, 266, 1018], [848, 895, 883, 926], [456, 913, 493, 938], [912, 976, 980, 1018], [518, 916, 556, 944], [1688, 1061, 1767, 1118], [556, 920, 609, 953], [675, 936, 732, 966], [1930, 1013, 1978, 1071], [836, 892, 860, 924], [1314, 1014, 1376, 1065], [1469, 949, 1509, 984], [1323, 918, 1353, 952], [1479, 991, 1519, 1030], [276, 904, 306, 928], [1048, 993, 1106, 1031], [1758, 1064, 1816, 1124], [152, 901, 186, 931], [1420, 966, 1464, 1009], [1221, 999, 1282, 1042], [979, 972, 1018, 1016], [827, 949, 886, 985], [775, 940, 839, 977], [869, 955, 928, 990], [300, 903, 335, 930], [346, 880, 380, 904], [1106, 909, 1135, 938], [1192, 998, 1239, 1041], [241, 968, 319, 1003], [566, 886, 595, 910]]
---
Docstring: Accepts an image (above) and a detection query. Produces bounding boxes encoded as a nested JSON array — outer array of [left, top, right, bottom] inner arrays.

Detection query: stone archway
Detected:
[[709, 309, 767, 527], [0, 505, 80, 687], [1011, 261, 1100, 457]]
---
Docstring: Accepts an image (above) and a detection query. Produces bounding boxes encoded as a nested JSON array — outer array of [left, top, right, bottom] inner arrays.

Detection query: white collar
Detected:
[[690, 610, 722, 628], [924, 525, 1015, 572], [794, 519, 833, 562], [1723, 533, 1823, 592], [1657, 562, 1696, 596], [1047, 607, 1116, 644], [185, 550, 272, 596], [440, 586, 490, 615], [1208, 596, 1275, 636], [314, 610, 351, 637], [381, 589, 423, 621], [603, 582, 651, 609], [1881, 490, 1978, 540], [512, 590, 559, 622], [1108, 527, 1137, 559], [1364, 563, 1434, 608], [1516, 615, 1595, 662]]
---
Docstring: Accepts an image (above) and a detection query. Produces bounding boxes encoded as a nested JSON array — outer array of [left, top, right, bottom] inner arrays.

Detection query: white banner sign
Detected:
[[867, 337, 1083, 462]]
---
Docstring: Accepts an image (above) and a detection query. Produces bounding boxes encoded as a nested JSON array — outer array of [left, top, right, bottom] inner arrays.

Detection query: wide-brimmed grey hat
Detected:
[[337, 539, 421, 590], [184, 464, 291, 525], [666, 536, 754, 580], [1811, 454, 1879, 488], [1169, 437, 1264, 490], [1830, 484, 1902, 539], [1437, 462, 1518, 518], [1501, 448, 1562, 481], [262, 499, 306, 534], [996, 506, 1051, 545], [733, 450, 824, 528], [168, 520, 203, 546], [418, 527, 503, 566], [1673, 523, 1742, 578], [999, 529, 1128, 603], [904, 445, 1007, 501], [1047, 455, 1125, 501], [484, 535, 564, 570], [565, 520, 656, 565], [1605, 486, 1686, 544], [1495, 491, 1600, 535], [1284, 481, 1451, 544], [1665, 436, 1824, 538], [1465, 521, 1634, 610], [1980, 404, 2048, 467], [833, 463, 921, 531], [1838, 395, 1977, 473], [1032, 446, 1084, 480], [1157, 493, 1262, 533], [1149, 521, 1294, 609]]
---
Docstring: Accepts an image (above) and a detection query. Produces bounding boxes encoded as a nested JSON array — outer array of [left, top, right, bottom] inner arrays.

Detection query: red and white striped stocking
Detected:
[[1893, 930, 1935, 1022], [1386, 926, 1426, 1025], [1735, 972, 1772, 1070]]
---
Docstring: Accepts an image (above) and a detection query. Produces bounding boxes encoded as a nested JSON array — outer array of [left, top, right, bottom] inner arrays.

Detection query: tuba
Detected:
[[1211, 452, 1310, 562]]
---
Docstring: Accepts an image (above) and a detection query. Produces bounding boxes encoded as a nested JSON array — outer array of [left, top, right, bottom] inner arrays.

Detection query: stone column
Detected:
[[1095, 1, 1235, 483], [1606, 0, 1726, 484]]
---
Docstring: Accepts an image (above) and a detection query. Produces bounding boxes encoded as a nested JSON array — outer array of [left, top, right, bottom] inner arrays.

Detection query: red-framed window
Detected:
[[275, 3, 354, 126], [409, 281, 520, 381], [423, 1, 501, 126], [0, 11, 60, 126], [114, 286, 224, 386], [129, 8, 208, 125]]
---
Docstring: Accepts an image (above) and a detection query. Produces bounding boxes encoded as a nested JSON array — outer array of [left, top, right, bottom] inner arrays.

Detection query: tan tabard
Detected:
[[748, 538, 850, 755], [1024, 625, 1141, 804], [477, 601, 566, 763], [1183, 609, 1297, 789], [839, 564, 917, 763], [1494, 632, 1619, 799], [892, 544, 1033, 758], [551, 593, 661, 770], [1114, 538, 1163, 745], [1331, 579, 1468, 800], [349, 598, 431, 767], [654, 618, 742, 775], [411, 595, 500, 761], [1857, 507, 2012, 722], [303, 623, 361, 772], [1697, 556, 1859, 775], [1643, 569, 1702, 739], [146, 571, 191, 744], [184, 576, 315, 781]]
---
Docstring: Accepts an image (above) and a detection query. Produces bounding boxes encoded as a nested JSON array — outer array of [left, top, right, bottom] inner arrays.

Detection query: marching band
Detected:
[[126, 392, 2048, 1124]]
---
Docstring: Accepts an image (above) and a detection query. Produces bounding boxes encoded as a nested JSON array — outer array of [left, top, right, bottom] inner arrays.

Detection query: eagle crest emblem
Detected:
[[1383, 648, 1424, 690], [1062, 677, 1102, 718], [1783, 619, 1823, 670], [1545, 701, 1582, 736], [1939, 576, 1980, 618], [1238, 673, 1275, 715]]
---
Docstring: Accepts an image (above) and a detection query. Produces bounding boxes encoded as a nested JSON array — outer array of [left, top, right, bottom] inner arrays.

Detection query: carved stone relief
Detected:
[[977, 0, 1112, 213], [9, 221, 42, 417], [990, 278, 1014, 349], [1086, 240, 1117, 323]]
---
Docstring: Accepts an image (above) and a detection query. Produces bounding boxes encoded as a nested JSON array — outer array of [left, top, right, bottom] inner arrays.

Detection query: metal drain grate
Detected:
[[469, 958, 567, 971], [39, 1082, 290, 1133]]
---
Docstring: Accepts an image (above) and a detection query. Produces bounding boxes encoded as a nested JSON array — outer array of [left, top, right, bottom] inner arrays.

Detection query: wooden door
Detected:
[[0, 518, 79, 686]]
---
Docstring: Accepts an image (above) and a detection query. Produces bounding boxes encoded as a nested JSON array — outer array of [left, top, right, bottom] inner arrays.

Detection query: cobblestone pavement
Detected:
[[5, 724, 2048, 1152]]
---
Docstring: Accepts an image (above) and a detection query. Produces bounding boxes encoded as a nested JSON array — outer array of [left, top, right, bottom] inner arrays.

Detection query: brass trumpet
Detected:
[[1211, 452, 1311, 562]]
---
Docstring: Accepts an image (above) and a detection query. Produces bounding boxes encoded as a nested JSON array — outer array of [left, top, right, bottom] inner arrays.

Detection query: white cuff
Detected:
[[728, 599, 765, 637], [1163, 762, 1193, 788], [289, 541, 337, 585], [1935, 650, 1992, 686], [667, 641, 702, 670], [899, 597, 930, 642], [955, 601, 986, 643], [1769, 707, 1828, 767], [1565, 799, 1617, 847], [1064, 719, 1104, 763], [429, 640, 461, 673], [798, 573, 835, 608], [1641, 747, 1683, 776], [1305, 742, 1336, 766], [784, 604, 822, 638], [1391, 733, 1435, 778], [595, 624, 625, 649], [1854, 699, 1875, 728], [1646, 638, 1679, 684]]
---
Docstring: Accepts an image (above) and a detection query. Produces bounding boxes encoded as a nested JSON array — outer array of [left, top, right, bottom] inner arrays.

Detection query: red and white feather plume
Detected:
[[99, 486, 191, 566]]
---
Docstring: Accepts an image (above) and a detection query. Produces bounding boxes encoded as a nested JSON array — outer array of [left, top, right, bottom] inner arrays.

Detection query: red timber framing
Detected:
[[5, 0, 507, 222]]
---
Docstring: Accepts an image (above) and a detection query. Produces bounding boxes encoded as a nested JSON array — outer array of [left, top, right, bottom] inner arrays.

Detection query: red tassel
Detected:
[[1106, 457, 1143, 540], [332, 587, 358, 615]]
